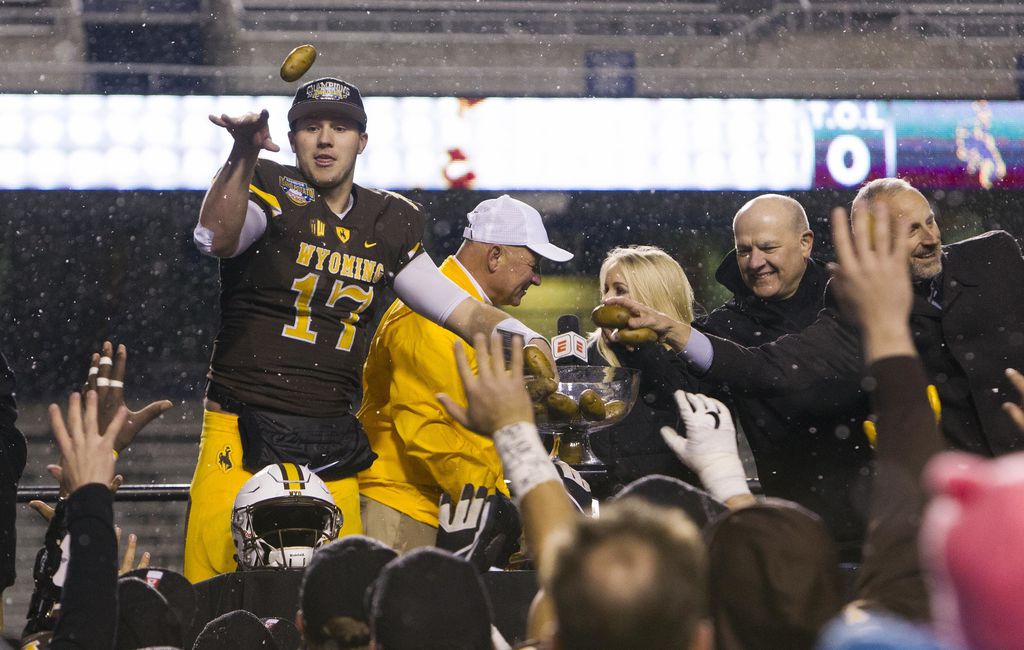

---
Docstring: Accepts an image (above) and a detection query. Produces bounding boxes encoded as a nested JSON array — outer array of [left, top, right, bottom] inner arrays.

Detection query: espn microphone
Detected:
[[553, 314, 588, 366]]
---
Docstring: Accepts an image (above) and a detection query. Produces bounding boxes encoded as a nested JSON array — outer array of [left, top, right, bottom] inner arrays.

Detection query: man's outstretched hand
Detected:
[[209, 109, 280, 153]]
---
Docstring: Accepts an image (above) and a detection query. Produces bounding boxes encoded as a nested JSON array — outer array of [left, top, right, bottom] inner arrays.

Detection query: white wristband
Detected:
[[492, 421, 560, 504], [494, 317, 545, 346]]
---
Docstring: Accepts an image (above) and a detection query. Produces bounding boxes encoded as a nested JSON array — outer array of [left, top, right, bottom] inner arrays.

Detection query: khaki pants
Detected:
[[360, 495, 437, 555]]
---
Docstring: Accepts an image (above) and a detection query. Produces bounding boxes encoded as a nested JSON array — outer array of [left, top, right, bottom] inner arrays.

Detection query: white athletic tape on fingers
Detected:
[[99, 357, 113, 366], [96, 378, 110, 387], [88, 366, 99, 376], [108, 380, 124, 388]]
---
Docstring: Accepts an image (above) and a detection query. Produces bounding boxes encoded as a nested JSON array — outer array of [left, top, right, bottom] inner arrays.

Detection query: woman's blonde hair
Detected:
[[593, 245, 695, 367]]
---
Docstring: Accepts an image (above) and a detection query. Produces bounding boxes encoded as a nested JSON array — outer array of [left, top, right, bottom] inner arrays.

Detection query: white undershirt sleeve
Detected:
[[193, 200, 268, 258], [392, 253, 473, 326]]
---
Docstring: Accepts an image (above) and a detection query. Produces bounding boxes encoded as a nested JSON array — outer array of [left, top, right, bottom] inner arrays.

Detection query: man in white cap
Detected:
[[358, 195, 573, 552]]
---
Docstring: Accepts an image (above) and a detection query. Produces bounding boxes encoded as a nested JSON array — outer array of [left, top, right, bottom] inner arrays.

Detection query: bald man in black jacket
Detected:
[[608, 178, 1024, 465]]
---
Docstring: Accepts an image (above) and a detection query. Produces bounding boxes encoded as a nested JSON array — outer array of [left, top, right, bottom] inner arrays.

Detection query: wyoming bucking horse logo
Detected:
[[218, 445, 233, 472]]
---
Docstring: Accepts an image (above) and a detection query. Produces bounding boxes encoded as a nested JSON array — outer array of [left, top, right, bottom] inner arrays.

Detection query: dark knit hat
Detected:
[[115, 577, 183, 650], [123, 568, 197, 632], [299, 535, 397, 647], [706, 499, 843, 650], [615, 474, 729, 529], [261, 617, 301, 650], [192, 610, 277, 650], [370, 548, 492, 650]]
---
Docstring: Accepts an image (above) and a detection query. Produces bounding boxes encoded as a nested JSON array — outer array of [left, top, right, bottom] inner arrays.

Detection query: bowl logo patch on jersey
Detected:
[[280, 176, 315, 206]]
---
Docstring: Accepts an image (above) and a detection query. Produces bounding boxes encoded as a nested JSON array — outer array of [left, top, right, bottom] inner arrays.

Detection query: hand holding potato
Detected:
[[592, 304, 659, 346]]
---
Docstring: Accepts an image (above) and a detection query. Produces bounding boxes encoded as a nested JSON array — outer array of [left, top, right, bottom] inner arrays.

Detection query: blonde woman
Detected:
[[587, 245, 702, 493]]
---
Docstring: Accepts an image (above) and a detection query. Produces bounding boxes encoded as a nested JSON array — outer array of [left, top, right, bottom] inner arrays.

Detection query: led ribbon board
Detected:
[[0, 95, 1019, 190]]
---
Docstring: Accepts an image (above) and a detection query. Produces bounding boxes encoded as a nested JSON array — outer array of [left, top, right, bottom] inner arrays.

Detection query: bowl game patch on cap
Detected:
[[288, 77, 367, 130]]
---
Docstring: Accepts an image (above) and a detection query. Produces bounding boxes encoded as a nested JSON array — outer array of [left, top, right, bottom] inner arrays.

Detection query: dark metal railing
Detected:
[[17, 484, 191, 503]]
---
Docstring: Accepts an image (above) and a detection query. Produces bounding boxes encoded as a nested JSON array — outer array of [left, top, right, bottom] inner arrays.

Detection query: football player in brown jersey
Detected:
[[186, 77, 554, 582]]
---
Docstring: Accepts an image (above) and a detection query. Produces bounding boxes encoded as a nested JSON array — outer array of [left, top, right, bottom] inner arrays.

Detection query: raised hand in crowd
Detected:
[[437, 334, 534, 436], [116, 527, 152, 576], [439, 333, 577, 641], [48, 391, 126, 494], [661, 391, 754, 508], [1003, 368, 1024, 433], [85, 341, 173, 453], [30, 342, 167, 518], [828, 199, 916, 362], [39, 390, 126, 649]]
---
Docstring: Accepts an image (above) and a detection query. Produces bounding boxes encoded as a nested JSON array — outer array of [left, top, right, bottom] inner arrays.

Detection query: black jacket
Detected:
[[0, 352, 26, 591], [704, 230, 1024, 458], [587, 341, 700, 496], [50, 484, 118, 649], [700, 255, 872, 549]]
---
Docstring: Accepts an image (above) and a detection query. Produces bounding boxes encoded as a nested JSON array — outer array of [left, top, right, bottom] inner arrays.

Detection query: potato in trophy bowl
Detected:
[[525, 366, 640, 467]]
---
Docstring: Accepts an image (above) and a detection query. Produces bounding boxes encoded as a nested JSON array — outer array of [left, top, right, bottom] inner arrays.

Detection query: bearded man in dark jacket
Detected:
[[699, 195, 872, 555]]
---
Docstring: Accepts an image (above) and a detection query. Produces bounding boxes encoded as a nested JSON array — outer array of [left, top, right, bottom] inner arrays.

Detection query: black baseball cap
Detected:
[[370, 548, 493, 650], [288, 77, 367, 131], [300, 535, 397, 647], [122, 568, 197, 632]]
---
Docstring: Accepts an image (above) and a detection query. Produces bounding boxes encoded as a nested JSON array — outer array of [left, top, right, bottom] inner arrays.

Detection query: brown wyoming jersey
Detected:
[[208, 158, 425, 417]]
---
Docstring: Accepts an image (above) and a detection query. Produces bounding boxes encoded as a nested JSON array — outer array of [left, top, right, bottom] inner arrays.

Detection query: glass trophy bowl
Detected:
[[528, 365, 640, 468]]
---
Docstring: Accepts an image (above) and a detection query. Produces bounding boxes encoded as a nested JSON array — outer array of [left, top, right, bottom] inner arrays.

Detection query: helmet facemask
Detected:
[[231, 464, 342, 571]]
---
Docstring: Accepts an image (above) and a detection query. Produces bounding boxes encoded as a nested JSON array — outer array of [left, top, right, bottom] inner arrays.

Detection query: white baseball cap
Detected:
[[462, 195, 573, 263]]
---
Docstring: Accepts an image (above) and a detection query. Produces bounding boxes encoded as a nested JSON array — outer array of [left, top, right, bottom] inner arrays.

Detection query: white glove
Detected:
[[660, 391, 750, 502]]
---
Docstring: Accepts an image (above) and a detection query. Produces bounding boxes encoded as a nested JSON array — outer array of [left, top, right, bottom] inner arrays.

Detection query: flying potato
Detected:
[[280, 44, 317, 82]]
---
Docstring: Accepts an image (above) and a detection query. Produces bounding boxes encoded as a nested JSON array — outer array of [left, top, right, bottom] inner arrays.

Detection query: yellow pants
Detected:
[[183, 409, 362, 583]]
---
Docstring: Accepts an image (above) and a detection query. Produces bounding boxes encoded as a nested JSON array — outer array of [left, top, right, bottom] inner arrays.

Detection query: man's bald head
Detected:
[[731, 194, 814, 301], [733, 194, 809, 236]]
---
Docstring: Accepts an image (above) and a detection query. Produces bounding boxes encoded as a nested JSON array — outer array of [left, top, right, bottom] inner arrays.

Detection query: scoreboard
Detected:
[[0, 95, 1020, 191]]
